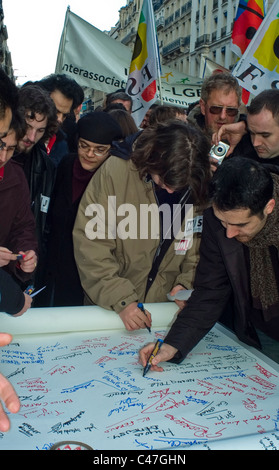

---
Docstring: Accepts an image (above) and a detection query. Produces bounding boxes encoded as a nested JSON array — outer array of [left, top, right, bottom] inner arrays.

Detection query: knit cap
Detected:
[[77, 111, 122, 144]]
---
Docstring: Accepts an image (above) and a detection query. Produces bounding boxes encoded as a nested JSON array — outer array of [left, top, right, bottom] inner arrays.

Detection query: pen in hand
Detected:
[[137, 302, 151, 333], [143, 339, 164, 376]]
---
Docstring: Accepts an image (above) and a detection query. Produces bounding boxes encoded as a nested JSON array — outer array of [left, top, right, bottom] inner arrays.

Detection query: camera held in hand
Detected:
[[209, 141, 230, 165]]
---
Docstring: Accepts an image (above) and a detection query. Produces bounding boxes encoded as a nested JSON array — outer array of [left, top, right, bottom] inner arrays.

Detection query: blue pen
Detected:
[[137, 302, 151, 333], [143, 339, 164, 376]]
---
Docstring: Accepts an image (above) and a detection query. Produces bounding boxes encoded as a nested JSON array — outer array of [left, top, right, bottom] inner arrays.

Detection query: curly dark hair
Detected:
[[131, 120, 211, 205], [37, 74, 84, 109], [18, 84, 58, 141]]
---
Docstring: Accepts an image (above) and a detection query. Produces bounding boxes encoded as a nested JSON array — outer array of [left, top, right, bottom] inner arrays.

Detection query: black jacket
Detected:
[[42, 154, 91, 306], [232, 133, 279, 169], [165, 206, 261, 362], [13, 144, 56, 256]]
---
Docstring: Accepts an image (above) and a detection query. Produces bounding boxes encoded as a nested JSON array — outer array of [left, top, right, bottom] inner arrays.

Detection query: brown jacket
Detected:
[[73, 156, 203, 313]]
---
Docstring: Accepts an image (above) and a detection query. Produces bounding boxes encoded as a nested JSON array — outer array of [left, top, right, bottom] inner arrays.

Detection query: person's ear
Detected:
[[265, 198, 275, 215]]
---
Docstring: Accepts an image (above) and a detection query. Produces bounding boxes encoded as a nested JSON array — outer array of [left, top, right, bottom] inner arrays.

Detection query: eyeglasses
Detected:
[[208, 105, 239, 117], [78, 141, 110, 158]]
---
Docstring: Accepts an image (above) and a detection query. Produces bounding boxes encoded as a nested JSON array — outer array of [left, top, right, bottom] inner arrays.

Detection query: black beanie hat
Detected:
[[77, 112, 122, 144]]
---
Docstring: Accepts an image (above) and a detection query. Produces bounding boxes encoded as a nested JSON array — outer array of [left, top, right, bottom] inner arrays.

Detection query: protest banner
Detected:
[[55, 8, 202, 111]]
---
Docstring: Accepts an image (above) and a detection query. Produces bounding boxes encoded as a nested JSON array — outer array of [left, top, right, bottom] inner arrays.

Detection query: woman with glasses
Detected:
[[41, 112, 122, 307]]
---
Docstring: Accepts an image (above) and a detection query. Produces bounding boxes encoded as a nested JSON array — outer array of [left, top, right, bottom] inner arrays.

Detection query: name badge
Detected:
[[41, 195, 50, 213]]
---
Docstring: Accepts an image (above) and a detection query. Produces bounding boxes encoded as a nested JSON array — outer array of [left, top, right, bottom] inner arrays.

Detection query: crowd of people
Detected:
[[1, 67, 279, 431]]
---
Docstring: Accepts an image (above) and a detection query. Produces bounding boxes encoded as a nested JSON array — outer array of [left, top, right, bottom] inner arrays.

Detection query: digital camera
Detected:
[[209, 141, 230, 165]]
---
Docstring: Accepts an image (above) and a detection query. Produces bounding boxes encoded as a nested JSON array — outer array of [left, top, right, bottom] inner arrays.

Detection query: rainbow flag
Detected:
[[125, 0, 161, 127]]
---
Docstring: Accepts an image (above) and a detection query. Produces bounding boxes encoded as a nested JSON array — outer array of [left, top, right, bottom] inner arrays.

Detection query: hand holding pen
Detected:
[[0, 247, 19, 267], [139, 340, 178, 375], [137, 303, 151, 333], [0, 248, 37, 273], [118, 302, 152, 331]]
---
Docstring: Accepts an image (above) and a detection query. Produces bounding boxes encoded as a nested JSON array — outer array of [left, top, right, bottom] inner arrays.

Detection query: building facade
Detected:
[[111, 0, 275, 78], [0, 1, 14, 79]]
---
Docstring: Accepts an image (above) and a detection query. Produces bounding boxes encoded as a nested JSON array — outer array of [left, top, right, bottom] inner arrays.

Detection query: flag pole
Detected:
[[125, 0, 163, 126], [147, 0, 163, 104], [55, 6, 70, 74]]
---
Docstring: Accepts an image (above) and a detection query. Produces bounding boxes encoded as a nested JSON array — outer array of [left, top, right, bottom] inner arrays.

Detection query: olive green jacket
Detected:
[[73, 156, 203, 313]]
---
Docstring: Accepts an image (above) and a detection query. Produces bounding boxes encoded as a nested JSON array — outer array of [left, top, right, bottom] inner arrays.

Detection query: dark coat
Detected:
[[232, 133, 279, 169], [43, 128, 69, 168], [13, 144, 56, 290], [165, 206, 261, 362], [0, 160, 38, 286], [42, 154, 92, 306]]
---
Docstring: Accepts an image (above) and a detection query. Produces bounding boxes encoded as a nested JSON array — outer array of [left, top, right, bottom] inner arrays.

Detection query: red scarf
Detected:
[[0, 167, 4, 181], [46, 134, 57, 155]]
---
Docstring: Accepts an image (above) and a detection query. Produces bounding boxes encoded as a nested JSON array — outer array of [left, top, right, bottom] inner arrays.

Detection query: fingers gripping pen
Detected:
[[137, 302, 151, 333], [143, 339, 164, 376]]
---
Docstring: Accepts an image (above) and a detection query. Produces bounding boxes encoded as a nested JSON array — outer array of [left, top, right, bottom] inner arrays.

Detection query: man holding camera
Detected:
[[213, 89, 279, 168], [188, 73, 242, 135], [187, 72, 243, 169]]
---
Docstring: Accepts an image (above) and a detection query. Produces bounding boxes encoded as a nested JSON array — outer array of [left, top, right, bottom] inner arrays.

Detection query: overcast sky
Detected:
[[3, 0, 127, 84]]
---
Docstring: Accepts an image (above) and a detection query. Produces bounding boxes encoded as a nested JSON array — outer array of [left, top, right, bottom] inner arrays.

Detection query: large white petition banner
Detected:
[[0, 304, 279, 450]]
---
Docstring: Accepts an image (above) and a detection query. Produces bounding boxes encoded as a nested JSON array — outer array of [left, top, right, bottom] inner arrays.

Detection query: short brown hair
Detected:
[[201, 73, 241, 105]]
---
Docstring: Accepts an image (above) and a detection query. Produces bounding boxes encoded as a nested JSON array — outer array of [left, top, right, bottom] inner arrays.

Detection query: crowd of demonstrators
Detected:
[[41, 112, 123, 307], [3, 63, 279, 431], [73, 121, 211, 331]]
